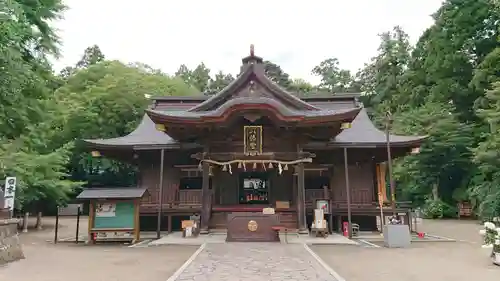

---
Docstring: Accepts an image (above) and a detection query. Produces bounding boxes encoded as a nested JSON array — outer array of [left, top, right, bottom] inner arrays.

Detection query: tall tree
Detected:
[[1, 0, 78, 211], [54, 61, 198, 187], [264, 61, 292, 90], [175, 62, 211, 93], [356, 26, 412, 111], [206, 71, 234, 95], [312, 58, 356, 93], [75, 44, 105, 69], [402, 0, 500, 120], [289, 78, 314, 94], [471, 81, 500, 218]]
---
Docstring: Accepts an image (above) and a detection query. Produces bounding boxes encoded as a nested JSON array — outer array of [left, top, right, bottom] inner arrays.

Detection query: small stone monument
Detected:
[[383, 215, 411, 248], [0, 218, 25, 265]]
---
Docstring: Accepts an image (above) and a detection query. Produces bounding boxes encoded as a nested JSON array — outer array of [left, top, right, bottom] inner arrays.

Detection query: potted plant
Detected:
[[480, 220, 500, 265]]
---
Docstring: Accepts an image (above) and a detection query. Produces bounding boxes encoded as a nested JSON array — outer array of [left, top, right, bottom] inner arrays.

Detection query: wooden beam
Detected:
[[190, 151, 316, 161]]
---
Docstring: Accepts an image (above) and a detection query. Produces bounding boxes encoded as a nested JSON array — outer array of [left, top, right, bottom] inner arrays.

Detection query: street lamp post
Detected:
[[385, 111, 396, 217]]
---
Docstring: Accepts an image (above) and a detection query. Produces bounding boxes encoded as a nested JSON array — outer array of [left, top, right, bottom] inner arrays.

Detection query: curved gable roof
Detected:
[[188, 56, 319, 112], [82, 114, 178, 149], [332, 108, 427, 146]]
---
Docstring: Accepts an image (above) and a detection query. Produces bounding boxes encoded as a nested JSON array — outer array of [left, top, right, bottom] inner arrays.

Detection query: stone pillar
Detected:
[[0, 218, 25, 265]]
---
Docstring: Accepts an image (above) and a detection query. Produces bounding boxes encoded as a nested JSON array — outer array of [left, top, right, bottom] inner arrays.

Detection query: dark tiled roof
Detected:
[[82, 114, 178, 149], [151, 92, 361, 102], [84, 107, 425, 149], [76, 187, 148, 200], [331, 108, 426, 146], [147, 97, 360, 119]]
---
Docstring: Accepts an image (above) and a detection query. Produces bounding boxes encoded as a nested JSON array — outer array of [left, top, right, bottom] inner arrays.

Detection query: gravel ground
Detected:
[[312, 219, 499, 281], [0, 216, 198, 281]]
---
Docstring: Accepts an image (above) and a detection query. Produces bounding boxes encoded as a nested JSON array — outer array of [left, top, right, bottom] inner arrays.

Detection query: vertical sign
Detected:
[[243, 126, 262, 156], [3, 177, 17, 211]]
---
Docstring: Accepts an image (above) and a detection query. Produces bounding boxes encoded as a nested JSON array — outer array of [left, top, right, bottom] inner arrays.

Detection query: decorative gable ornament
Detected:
[[155, 124, 166, 132], [341, 122, 352, 129]]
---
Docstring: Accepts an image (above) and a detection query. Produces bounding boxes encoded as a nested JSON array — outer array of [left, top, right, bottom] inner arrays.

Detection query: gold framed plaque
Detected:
[[247, 220, 258, 232], [243, 126, 262, 156]]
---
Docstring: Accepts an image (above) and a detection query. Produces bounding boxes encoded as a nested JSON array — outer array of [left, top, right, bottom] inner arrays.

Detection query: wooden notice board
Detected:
[[93, 201, 135, 229]]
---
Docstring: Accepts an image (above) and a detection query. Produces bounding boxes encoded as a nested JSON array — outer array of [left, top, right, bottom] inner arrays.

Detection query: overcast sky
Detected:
[[52, 0, 444, 84]]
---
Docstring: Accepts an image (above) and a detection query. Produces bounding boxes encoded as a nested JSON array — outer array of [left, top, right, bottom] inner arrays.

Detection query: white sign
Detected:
[[262, 207, 275, 215], [3, 177, 16, 211], [314, 208, 325, 228], [95, 203, 116, 217]]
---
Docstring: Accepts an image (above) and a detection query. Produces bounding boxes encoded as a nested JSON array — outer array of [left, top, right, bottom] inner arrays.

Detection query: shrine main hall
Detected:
[[84, 47, 425, 241]]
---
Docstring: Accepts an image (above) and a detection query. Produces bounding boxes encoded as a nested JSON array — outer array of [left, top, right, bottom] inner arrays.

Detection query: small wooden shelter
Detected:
[[77, 188, 149, 243]]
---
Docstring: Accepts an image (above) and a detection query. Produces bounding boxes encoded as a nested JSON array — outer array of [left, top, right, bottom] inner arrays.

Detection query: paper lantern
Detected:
[[91, 151, 101, 157], [411, 147, 421, 154]]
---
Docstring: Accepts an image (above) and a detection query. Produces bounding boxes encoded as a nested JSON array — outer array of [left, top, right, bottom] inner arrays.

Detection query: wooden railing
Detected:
[[305, 189, 325, 208], [177, 190, 202, 206]]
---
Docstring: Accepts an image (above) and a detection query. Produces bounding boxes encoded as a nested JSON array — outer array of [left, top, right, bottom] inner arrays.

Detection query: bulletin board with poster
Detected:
[[76, 188, 149, 244], [316, 199, 330, 214]]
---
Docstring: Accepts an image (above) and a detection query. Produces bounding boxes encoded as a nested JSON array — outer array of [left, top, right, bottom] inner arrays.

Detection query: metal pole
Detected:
[[54, 207, 59, 244], [385, 112, 396, 216], [156, 148, 165, 239], [343, 147, 352, 238], [75, 206, 81, 244]]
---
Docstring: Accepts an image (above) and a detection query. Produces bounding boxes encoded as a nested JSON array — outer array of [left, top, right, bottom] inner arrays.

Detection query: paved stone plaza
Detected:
[[171, 243, 337, 281]]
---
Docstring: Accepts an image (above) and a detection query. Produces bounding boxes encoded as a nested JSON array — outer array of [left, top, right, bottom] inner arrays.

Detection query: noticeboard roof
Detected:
[[76, 188, 149, 200]]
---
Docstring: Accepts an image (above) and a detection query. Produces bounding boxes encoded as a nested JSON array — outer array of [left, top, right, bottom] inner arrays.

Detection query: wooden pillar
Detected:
[[156, 148, 165, 239], [133, 199, 140, 243], [167, 215, 172, 234], [343, 147, 353, 238], [200, 148, 211, 233], [296, 145, 307, 233], [88, 201, 95, 244], [297, 163, 307, 232]]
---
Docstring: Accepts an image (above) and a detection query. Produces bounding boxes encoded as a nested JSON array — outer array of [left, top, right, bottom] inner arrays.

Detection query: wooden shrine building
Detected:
[[83, 47, 426, 239]]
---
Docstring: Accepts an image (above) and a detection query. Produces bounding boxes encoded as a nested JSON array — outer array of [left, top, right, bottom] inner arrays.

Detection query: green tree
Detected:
[[402, 0, 499, 120], [289, 78, 314, 94], [1, 0, 78, 212], [54, 61, 198, 187], [76, 44, 105, 69], [312, 58, 356, 92], [356, 26, 412, 111], [175, 62, 211, 93], [471, 82, 500, 218], [264, 60, 292, 90], [206, 70, 234, 95], [392, 102, 475, 208]]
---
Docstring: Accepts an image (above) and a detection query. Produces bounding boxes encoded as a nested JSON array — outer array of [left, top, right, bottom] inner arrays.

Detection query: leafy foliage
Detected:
[[2, 0, 500, 219]]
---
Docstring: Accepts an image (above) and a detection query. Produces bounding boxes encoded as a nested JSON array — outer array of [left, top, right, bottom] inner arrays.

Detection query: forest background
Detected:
[[1, 0, 499, 220]]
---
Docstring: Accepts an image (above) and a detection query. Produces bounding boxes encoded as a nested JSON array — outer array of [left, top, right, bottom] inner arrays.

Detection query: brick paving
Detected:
[[172, 243, 337, 281]]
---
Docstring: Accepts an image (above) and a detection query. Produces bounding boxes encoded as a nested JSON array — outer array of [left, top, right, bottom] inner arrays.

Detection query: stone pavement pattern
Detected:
[[173, 243, 337, 281]]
